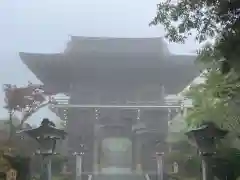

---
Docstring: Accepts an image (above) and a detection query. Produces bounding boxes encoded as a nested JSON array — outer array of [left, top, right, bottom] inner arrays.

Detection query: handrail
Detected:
[[53, 104, 185, 108]]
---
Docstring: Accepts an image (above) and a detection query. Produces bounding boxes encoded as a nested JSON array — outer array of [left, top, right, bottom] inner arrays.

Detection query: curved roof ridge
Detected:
[[19, 52, 62, 56], [65, 36, 169, 55], [70, 36, 164, 41]]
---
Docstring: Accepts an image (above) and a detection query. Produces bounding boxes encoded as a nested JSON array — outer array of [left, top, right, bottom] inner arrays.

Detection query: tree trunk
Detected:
[[8, 110, 14, 143]]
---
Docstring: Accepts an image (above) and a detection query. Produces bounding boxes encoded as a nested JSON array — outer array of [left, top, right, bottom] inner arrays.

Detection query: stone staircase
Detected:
[[93, 174, 146, 180]]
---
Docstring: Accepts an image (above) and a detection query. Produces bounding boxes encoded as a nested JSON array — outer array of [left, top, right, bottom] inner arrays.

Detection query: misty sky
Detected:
[[0, 0, 199, 125]]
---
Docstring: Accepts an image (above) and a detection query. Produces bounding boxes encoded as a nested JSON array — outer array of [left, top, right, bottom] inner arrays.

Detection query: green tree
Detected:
[[151, 0, 240, 73], [151, 0, 240, 137], [183, 70, 240, 150], [187, 71, 240, 127]]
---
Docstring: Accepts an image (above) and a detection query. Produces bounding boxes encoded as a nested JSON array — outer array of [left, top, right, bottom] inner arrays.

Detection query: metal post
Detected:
[[41, 155, 52, 180], [93, 139, 99, 173], [76, 154, 82, 180], [131, 134, 135, 171], [202, 159, 207, 180], [47, 158, 52, 180], [201, 155, 213, 180], [156, 153, 164, 180], [135, 137, 142, 174]]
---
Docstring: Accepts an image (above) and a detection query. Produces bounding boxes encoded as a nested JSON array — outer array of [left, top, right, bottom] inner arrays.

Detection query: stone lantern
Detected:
[[20, 118, 67, 180], [185, 122, 228, 180]]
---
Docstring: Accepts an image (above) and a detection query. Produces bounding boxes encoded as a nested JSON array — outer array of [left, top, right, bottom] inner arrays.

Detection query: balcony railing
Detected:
[[49, 94, 193, 109]]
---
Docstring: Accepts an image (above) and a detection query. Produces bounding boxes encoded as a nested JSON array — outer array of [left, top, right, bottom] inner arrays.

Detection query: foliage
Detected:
[[151, 0, 240, 140], [165, 139, 201, 179], [166, 128, 201, 178], [0, 133, 37, 157], [2, 155, 31, 180], [166, 131, 240, 179], [184, 70, 240, 141], [2, 82, 58, 141], [151, 0, 240, 73], [0, 151, 31, 180], [210, 147, 240, 179], [0, 154, 11, 173], [3, 82, 57, 128]]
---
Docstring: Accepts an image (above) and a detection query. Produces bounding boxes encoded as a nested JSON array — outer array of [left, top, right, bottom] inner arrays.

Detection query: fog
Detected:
[[0, 0, 199, 123]]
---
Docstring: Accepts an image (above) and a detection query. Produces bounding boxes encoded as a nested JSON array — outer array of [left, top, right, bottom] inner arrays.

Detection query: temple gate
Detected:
[[19, 36, 199, 179]]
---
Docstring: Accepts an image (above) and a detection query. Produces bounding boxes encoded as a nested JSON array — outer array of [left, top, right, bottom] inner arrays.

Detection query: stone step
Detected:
[[94, 174, 145, 180]]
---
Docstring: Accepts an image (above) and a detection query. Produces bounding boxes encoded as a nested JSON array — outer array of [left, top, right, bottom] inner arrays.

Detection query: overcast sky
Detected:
[[0, 0, 199, 125]]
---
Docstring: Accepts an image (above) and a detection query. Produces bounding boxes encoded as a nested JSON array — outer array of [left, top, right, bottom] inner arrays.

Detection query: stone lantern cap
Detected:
[[19, 118, 67, 140]]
